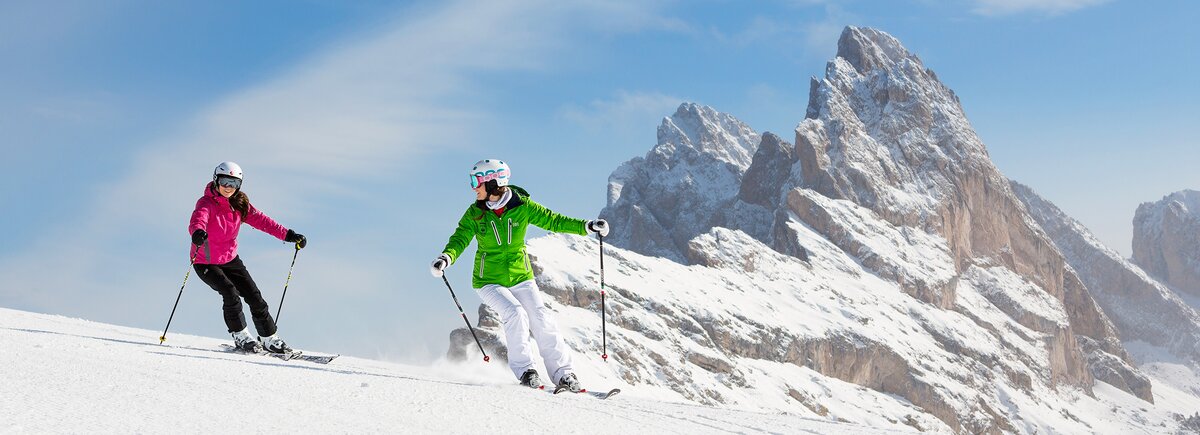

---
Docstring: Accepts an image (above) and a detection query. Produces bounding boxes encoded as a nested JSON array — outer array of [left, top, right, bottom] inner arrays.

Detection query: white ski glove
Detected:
[[587, 219, 610, 237], [430, 253, 451, 277]]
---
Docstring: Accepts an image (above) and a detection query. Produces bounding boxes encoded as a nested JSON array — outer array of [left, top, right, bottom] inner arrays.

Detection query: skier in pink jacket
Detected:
[[189, 161, 306, 354]]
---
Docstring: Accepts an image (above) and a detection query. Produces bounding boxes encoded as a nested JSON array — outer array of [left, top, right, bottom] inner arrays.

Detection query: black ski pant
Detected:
[[194, 256, 277, 337]]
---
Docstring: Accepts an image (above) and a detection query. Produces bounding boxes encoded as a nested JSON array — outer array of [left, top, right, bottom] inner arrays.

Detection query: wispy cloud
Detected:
[[28, 92, 123, 124], [801, 6, 851, 58], [971, 0, 1110, 16], [703, 2, 853, 60], [559, 91, 683, 134]]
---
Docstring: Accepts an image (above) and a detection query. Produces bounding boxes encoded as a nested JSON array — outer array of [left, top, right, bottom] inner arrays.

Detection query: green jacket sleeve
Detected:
[[441, 207, 477, 264], [524, 199, 587, 235]]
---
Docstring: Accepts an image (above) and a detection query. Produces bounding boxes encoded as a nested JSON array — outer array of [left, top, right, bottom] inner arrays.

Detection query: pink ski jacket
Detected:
[[188, 182, 289, 265]]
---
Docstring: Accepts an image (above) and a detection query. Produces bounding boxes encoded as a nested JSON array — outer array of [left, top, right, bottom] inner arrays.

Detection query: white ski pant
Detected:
[[477, 279, 574, 383]]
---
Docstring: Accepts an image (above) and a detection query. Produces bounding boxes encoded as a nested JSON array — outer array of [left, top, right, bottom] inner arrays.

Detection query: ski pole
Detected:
[[600, 234, 608, 362], [274, 243, 302, 327], [160, 243, 204, 344], [442, 275, 490, 362]]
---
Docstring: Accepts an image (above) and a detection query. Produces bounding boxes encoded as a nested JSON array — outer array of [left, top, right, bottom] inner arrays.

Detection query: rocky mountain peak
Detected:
[[836, 25, 920, 76], [653, 102, 759, 171], [600, 103, 760, 263], [1133, 189, 1200, 298]]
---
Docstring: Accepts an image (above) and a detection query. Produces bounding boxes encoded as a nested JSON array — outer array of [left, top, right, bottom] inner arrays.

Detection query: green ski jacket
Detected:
[[441, 185, 587, 288]]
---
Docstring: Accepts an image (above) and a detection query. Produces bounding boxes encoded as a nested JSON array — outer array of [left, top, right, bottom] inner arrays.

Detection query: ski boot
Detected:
[[231, 328, 262, 352], [519, 369, 542, 389], [259, 334, 293, 354], [555, 373, 582, 394]]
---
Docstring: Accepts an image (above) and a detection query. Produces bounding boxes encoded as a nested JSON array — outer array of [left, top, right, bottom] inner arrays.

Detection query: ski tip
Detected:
[[539, 385, 545, 390], [580, 389, 588, 393]]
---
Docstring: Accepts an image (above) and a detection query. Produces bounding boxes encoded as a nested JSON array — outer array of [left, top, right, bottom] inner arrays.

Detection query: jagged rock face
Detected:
[[791, 26, 1136, 394], [796, 27, 1069, 306], [600, 103, 760, 264], [446, 304, 507, 363], [738, 132, 796, 208], [1014, 181, 1200, 369], [1077, 335, 1154, 403], [1133, 190, 1200, 299]]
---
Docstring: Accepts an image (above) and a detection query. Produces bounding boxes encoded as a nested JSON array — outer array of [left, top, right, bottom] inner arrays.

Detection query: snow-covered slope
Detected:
[[0, 307, 905, 434], [516, 228, 1200, 434]]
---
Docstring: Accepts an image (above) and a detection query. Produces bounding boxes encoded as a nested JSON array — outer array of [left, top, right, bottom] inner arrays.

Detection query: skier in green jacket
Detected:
[[431, 159, 609, 392]]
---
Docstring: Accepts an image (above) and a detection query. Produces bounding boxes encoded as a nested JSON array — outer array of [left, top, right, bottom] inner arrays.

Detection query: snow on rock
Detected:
[[784, 188, 958, 308], [447, 303, 507, 362], [444, 25, 1200, 434], [795, 25, 1089, 322], [791, 25, 1140, 399], [506, 232, 1196, 434], [0, 307, 907, 434], [1013, 181, 1200, 402], [600, 103, 760, 264], [1133, 190, 1200, 300]]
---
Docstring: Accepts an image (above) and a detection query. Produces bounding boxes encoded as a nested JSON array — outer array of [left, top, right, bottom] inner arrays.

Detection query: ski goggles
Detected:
[[469, 169, 507, 188], [215, 175, 242, 189]]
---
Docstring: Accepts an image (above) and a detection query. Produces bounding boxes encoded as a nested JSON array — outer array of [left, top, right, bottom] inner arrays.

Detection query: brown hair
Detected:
[[212, 182, 251, 218], [229, 190, 250, 218], [470, 185, 509, 221]]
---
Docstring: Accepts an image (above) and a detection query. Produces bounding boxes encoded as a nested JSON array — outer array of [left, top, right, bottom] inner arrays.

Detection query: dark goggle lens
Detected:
[[216, 176, 242, 189]]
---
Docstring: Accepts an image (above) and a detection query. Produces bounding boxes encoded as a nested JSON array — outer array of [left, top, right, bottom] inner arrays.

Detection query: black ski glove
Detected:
[[285, 229, 307, 249], [191, 229, 207, 246]]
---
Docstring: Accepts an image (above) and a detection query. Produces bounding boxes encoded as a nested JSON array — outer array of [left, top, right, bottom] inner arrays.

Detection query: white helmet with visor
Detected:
[[469, 159, 510, 189], [213, 161, 243, 190]]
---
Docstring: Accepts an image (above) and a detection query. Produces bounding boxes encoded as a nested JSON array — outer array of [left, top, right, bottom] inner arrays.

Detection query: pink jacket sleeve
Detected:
[[244, 203, 289, 241], [189, 197, 212, 234]]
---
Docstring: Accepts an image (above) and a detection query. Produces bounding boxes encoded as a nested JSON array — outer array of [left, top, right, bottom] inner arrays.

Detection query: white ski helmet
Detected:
[[469, 159, 510, 189], [213, 161, 244, 189], [214, 161, 243, 179]]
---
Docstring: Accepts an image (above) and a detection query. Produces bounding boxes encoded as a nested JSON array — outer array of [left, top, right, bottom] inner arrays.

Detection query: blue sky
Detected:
[[2, 0, 1198, 363]]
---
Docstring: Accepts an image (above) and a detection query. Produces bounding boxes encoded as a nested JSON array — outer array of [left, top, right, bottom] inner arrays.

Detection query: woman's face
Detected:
[[473, 183, 487, 200], [217, 184, 237, 198]]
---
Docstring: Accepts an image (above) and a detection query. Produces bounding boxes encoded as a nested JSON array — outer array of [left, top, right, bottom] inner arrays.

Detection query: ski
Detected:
[[551, 385, 621, 400], [219, 344, 339, 365]]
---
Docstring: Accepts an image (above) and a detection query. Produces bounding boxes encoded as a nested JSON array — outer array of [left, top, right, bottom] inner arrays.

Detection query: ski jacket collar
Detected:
[[203, 181, 236, 205], [485, 188, 512, 210], [475, 185, 527, 212]]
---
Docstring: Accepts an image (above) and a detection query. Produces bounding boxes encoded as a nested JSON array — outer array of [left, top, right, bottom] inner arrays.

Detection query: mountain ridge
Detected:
[[448, 26, 1200, 434]]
